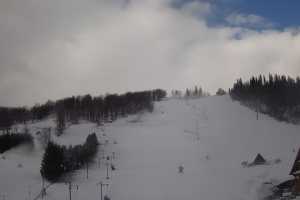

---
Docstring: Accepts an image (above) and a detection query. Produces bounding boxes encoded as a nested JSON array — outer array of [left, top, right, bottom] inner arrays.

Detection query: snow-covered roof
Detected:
[[294, 170, 300, 175], [253, 153, 266, 164]]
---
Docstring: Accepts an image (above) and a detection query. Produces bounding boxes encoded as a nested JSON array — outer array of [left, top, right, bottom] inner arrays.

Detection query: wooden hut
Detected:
[[290, 148, 300, 195], [252, 153, 266, 165]]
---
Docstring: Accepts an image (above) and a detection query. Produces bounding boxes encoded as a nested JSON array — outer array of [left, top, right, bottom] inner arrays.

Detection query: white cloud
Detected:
[[180, 1, 212, 18], [0, 0, 299, 106], [226, 13, 274, 28]]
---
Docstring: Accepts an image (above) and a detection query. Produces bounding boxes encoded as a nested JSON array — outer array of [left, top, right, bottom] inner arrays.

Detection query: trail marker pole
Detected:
[[256, 99, 259, 120], [106, 162, 110, 180], [196, 119, 200, 141], [86, 162, 89, 179], [68, 182, 72, 200], [28, 185, 31, 200], [97, 182, 109, 200], [41, 177, 45, 199]]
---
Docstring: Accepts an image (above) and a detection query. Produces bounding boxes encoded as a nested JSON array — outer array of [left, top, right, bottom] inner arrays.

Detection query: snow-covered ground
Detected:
[[1, 95, 299, 200]]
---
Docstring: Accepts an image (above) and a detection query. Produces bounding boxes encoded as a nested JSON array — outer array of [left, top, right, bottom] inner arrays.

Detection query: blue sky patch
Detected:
[[173, 0, 300, 30]]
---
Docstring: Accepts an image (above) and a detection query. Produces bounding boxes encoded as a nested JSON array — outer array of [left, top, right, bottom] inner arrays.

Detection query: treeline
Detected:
[[0, 107, 29, 132], [55, 89, 166, 126], [184, 86, 209, 98], [230, 74, 300, 122], [171, 86, 209, 98], [40, 133, 98, 182], [0, 89, 167, 132], [0, 133, 33, 153]]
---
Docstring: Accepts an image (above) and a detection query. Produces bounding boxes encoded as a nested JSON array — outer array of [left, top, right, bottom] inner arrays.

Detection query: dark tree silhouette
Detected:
[[0, 89, 167, 131], [40, 133, 99, 182], [216, 88, 226, 96], [40, 141, 65, 182], [0, 133, 33, 153], [230, 74, 300, 123], [55, 106, 66, 136]]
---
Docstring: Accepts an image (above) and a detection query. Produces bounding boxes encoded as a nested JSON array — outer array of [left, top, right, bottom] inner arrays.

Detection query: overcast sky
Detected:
[[1, 0, 300, 106]]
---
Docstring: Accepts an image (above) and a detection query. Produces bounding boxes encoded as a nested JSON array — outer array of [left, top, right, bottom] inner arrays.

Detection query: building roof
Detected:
[[253, 153, 266, 164], [290, 148, 300, 176]]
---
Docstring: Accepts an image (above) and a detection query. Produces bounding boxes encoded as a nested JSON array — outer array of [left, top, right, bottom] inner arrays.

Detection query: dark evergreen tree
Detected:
[[83, 133, 99, 161], [56, 107, 66, 136], [40, 133, 99, 182], [185, 89, 191, 97], [0, 108, 13, 133], [0, 133, 33, 153], [31, 101, 54, 121], [0, 89, 167, 130], [230, 74, 300, 122], [40, 142, 65, 182], [216, 88, 226, 96]]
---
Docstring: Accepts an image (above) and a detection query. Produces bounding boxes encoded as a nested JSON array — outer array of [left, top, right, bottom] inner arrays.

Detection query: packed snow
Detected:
[[1, 95, 299, 200]]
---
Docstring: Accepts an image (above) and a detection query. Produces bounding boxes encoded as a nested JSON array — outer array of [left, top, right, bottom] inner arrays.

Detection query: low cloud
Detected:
[[0, 0, 299, 106]]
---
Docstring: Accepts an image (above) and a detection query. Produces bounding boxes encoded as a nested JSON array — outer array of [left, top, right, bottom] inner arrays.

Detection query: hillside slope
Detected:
[[109, 95, 299, 200], [0, 95, 299, 200]]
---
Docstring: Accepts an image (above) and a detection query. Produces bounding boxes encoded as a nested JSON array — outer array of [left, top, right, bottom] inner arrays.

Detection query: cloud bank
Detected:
[[0, 0, 300, 106], [226, 13, 274, 28]]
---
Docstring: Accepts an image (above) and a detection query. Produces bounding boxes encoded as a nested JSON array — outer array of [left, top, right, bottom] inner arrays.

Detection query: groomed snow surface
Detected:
[[1, 95, 300, 200]]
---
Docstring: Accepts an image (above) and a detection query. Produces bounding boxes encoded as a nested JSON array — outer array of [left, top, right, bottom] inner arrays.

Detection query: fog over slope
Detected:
[[1, 0, 300, 106], [1, 95, 299, 200]]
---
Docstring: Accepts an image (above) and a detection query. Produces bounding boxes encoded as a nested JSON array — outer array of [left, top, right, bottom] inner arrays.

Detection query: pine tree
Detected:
[[56, 108, 66, 136], [40, 142, 65, 182], [216, 88, 226, 96]]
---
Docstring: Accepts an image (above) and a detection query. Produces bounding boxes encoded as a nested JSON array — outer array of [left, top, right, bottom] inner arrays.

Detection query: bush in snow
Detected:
[[40, 133, 99, 182], [216, 88, 226, 96], [0, 133, 33, 153], [63, 133, 99, 171], [104, 195, 111, 200]]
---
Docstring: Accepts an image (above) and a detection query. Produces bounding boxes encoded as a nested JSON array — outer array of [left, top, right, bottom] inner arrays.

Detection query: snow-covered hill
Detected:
[[1, 95, 299, 200]]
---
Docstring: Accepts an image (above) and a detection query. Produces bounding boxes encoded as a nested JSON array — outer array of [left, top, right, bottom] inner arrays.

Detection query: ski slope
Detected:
[[1, 95, 300, 200]]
